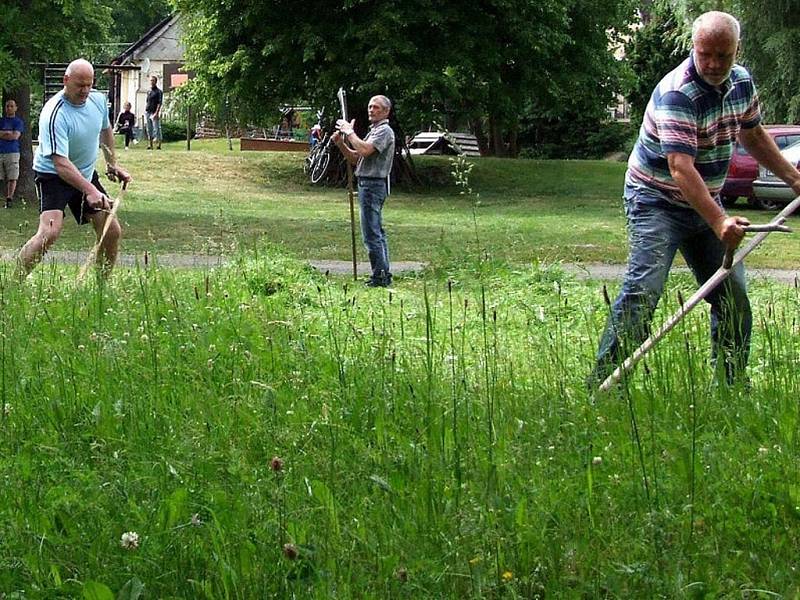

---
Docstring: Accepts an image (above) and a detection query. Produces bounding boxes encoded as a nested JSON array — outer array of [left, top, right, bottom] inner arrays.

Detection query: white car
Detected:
[[752, 139, 800, 210]]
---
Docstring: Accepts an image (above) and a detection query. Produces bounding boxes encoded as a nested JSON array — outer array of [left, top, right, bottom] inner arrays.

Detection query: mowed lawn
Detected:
[[3, 138, 799, 268]]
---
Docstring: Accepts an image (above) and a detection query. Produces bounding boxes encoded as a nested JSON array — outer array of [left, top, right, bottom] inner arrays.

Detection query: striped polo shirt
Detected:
[[34, 89, 110, 181], [627, 52, 761, 207]]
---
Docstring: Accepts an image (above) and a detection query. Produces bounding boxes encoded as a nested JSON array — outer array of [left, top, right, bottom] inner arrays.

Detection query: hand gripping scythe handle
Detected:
[[599, 195, 800, 393], [338, 87, 359, 281]]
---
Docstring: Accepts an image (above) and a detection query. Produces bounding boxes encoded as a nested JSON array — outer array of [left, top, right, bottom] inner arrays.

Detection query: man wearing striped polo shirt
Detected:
[[592, 11, 800, 386], [18, 59, 131, 278]]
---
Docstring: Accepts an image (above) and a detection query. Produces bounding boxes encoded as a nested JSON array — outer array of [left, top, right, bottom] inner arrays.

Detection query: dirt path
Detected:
[[2, 251, 799, 284]]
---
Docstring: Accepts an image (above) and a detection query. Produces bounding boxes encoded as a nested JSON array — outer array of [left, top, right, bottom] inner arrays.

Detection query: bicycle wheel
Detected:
[[304, 145, 321, 174], [310, 149, 331, 184]]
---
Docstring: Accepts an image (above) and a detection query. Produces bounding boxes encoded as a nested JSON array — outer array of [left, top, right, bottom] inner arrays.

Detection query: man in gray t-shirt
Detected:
[[334, 95, 396, 287]]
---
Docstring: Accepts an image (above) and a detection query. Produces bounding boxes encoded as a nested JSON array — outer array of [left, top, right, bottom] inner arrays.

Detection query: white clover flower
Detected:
[[592, 456, 603, 466], [120, 531, 139, 549], [3, 403, 11, 416]]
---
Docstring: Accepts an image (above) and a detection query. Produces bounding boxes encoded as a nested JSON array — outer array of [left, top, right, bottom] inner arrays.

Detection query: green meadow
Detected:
[[1, 142, 799, 598]]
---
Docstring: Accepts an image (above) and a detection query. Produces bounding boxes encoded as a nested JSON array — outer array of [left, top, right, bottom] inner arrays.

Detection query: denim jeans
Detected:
[[146, 113, 162, 142], [593, 183, 752, 384], [358, 177, 390, 281]]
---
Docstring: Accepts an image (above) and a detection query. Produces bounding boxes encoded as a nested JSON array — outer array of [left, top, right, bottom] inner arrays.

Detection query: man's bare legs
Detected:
[[16, 209, 121, 279], [17, 209, 64, 278], [4, 178, 16, 207]]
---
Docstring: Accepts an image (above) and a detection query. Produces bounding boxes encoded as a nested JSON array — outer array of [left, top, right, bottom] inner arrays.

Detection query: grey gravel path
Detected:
[[1, 251, 799, 284]]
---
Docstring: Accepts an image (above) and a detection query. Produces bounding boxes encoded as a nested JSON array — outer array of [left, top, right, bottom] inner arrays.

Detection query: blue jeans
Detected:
[[146, 113, 162, 142], [358, 177, 390, 281], [593, 183, 752, 384]]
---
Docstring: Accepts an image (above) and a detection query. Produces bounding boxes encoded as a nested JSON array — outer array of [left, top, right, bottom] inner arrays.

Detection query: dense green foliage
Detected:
[[624, 3, 684, 124], [108, 1, 171, 47], [0, 0, 111, 92], [1, 248, 800, 596], [626, 0, 800, 125], [737, 0, 800, 122], [174, 0, 634, 157]]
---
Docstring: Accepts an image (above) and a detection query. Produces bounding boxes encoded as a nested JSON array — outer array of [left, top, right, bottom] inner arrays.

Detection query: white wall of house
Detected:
[[117, 16, 185, 122]]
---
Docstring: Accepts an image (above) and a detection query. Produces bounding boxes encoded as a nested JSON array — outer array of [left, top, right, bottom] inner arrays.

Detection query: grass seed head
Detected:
[[283, 543, 299, 560], [270, 456, 284, 472]]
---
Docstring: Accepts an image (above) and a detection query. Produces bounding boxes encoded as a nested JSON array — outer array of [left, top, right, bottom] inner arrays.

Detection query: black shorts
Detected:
[[34, 170, 107, 225]]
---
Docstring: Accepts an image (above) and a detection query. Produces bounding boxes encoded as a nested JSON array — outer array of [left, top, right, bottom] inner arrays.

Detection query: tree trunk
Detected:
[[488, 115, 507, 157], [508, 121, 519, 158], [7, 0, 35, 201], [471, 118, 489, 157], [10, 74, 35, 201]]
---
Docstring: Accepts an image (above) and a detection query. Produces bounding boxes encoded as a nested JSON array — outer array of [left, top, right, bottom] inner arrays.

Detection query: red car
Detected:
[[722, 125, 800, 208]]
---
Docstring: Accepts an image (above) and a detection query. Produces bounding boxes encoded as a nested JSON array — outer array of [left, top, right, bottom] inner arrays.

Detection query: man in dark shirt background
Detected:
[[145, 76, 163, 150]]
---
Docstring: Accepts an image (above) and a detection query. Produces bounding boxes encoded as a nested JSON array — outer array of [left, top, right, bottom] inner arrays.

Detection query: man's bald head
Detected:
[[65, 58, 94, 78], [692, 11, 740, 44], [63, 58, 95, 105], [691, 11, 740, 86]]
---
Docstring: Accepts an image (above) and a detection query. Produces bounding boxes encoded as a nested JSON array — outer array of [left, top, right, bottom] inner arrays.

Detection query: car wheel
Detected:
[[755, 196, 780, 211], [720, 195, 738, 207]]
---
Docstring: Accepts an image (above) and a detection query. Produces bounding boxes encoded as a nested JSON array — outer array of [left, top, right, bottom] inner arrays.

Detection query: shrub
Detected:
[[519, 119, 635, 160], [160, 119, 195, 142]]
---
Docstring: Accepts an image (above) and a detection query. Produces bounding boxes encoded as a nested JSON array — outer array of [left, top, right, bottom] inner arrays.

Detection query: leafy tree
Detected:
[[736, 0, 800, 122], [625, 1, 684, 124], [518, 0, 636, 157], [634, 0, 800, 123], [109, 1, 172, 46], [0, 0, 112, 200], [175, 0, 636, 157]]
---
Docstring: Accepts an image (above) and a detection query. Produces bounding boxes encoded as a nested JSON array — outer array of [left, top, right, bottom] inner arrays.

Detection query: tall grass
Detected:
[[1, 249, 799, 597]]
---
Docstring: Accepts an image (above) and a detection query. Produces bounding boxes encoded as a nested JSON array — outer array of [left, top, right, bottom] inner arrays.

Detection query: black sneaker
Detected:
[[4, 198, 10, 209], [365, 276, 392, 288]]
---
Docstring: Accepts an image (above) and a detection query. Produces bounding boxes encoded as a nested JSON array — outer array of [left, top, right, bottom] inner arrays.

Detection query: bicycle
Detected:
[[304, 131, 328, 174], [308, 132, 335, 184]]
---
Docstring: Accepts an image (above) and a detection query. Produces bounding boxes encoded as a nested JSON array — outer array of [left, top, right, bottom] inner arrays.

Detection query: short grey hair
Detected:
[[692, 11, 740, 42], [372, 95, 392, 111], [65, 58, 94, 77]]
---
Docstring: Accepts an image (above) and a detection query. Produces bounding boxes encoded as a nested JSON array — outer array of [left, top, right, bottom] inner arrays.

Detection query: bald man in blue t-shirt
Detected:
[[19, 58, 132, 278]]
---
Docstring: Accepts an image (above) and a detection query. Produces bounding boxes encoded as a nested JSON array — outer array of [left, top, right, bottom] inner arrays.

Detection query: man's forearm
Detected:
[[100, 127, 117, 167], [671, 162, 726, 229], [0, 131, 20, 140], [335, 140, 360, 165], [342, 132, 376, 158]]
